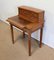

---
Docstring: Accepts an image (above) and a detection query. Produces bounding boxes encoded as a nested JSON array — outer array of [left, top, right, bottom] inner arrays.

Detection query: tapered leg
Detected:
[[23, 31, 25, 38], [10, 24, 14, 44], [28, 32, 31, 56], [40, 28, 43, 48]]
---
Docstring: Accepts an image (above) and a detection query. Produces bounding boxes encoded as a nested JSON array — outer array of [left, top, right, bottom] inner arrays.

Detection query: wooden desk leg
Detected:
[[28, 32, 31, 56], [23, 31, 25, 38], [10, 24, 14, 44], [40, 28, 43, 48]]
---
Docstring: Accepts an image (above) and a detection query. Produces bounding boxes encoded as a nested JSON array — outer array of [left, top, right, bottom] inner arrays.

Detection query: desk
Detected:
[[7, 6, 44, 56]]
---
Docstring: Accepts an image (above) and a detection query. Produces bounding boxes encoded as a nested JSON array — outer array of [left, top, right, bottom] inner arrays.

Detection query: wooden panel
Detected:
[[18, 6, 44, 23], [38, 12, 44, 24], [18, 8, 38, 22], [18, 6, 44, 13]]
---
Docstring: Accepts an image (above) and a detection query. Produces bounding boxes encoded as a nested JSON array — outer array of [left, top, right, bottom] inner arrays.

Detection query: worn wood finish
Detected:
[[7, 6, 44, 56], [10, 24, 14, 44]]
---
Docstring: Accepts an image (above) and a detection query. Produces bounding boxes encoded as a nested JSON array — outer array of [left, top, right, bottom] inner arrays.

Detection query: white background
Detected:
[[0, 0, 54, 48]]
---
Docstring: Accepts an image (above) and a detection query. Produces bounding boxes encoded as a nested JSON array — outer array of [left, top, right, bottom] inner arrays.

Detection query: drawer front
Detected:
[[19, 8, 38, 22]]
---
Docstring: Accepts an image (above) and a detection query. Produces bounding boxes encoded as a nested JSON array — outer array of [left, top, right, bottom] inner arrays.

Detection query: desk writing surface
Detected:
[[7, 15, 31, 29]]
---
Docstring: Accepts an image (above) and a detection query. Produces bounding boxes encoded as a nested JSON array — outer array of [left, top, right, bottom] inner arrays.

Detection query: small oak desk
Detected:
[[7, 6, 44, 56]]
